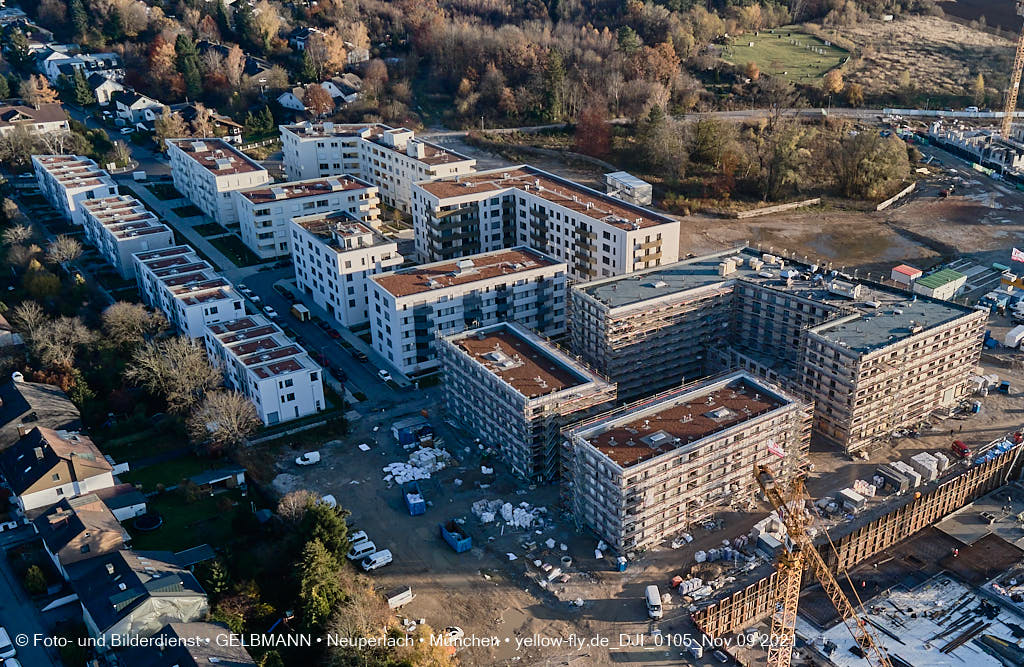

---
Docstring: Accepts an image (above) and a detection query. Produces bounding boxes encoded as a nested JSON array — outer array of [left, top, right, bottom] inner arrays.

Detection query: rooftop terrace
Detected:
[[207, 315, 315, 380], [239, 175, 373, 204], [34, 155, 113, 189], [283, 122, 474, 167], [449, 323, 600, 399], [167, 138, 266, 176], [418, 165, 676, 231], [291, 212, 389, 253], [372, 247, 561, 298], [568, 372, 793, 468]]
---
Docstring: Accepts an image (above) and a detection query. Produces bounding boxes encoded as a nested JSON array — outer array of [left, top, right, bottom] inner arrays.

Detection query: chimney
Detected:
[[16, 424, 29, 438], [105, 563, 115, 575]]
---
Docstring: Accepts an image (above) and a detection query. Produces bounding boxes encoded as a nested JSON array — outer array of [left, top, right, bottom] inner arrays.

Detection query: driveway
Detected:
[[0, 552, 61, 666]]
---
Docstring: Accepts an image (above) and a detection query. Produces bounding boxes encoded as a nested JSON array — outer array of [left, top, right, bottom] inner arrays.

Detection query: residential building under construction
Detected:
[[562, 371, 811, 552], [568, 247, 986, 454], [439, 321, 615, 481]]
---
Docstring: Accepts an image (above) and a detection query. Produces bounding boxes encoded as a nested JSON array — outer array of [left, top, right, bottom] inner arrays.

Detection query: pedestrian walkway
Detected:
[[117, 175, 237, 272]]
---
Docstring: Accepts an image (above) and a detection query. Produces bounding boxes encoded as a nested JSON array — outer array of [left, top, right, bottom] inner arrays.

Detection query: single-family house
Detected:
[[33, 494, 128, 581], [114, 90, 162, 125], [169, 103, 244, 143], [0, 103, 69, 136], [115, 622, 256, 666], [36, 45, 83, 82], [0, 375, 81, 451], [0, 426, 114, 513], [288, 26, 322, 51], [321, 73, 362, 105], [94, 483, 148, 522], [88, 73, 125, 106], [277, 87, 307, 112], [345, 41, 370, 65], [72, 550, 208, 650]]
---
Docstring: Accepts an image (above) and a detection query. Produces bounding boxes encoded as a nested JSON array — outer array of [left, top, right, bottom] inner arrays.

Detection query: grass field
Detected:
[[722, 26, 848, 84], [209, 234, 263, 267]]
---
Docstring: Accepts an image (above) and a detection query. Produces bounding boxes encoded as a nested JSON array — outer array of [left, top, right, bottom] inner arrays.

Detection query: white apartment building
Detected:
[[280, 122, 476, 212], [32, 155, 118, 226], [233, 175, 382, 259], [368, 247, 567, 375], [290, 211, 403, 328], [166, 138, 270, 226], [81, 196, 175, 278], [411, 165, 681, 279], [204, 315, 325, 425], [440, 322, 615, 481], [133, 246, 244, 338]]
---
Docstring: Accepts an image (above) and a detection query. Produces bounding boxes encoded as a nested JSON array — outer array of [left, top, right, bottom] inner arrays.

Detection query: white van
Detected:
[[362, 549, 393, 571], [0, 627, 13, 658], [347, 540, 376, 561], [645, 585, 663, 619]]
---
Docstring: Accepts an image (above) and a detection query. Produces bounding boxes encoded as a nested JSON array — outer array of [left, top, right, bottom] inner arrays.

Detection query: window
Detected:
[[51, 473, 60, 481]]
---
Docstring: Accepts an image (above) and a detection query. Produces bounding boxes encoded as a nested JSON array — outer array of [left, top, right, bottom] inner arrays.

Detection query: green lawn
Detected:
[[127, 490, 246, 551], [93, 427, 186, 465], [209, 234, 263, 267], [172, 204, 203, 218], [194, 222, 228, 237], [722, 26, 848, 84], [120, 456, 220, 492]]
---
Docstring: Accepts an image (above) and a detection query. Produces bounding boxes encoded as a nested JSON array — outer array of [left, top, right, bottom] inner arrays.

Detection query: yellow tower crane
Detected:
[[1000, 0, 1024, 138], [754, 465, 893, 667]]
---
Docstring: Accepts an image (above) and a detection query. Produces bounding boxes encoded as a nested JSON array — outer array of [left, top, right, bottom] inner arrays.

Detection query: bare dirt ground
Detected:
[[822, 15, 1013, 96]]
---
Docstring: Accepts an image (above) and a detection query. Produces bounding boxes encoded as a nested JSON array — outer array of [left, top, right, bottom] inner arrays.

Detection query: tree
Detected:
[[125, 336, 221, 413], [638, 106, 688, 181], [2, 224, 31, 246], [617, 26, 642, 54], [69, 0, 88, 39], [544, 50, 567, 121], [972, 73, 986, 106], [277, 489, 318, 524], [215, 0, 232, 38], [827, 128, 910, 200], [224, 44, 246, 91], [305, 29, 348, 81], [22, 75, 59, 109], [690, 117, 736, 168], [11, 302, 47, 346], [845, 82, 864, 108], [190, 103, 215, 137], [822, 69, 844, 95], [101, 301, 166, 350], [752, 119, 810, 201], [299, 502, 350, 557], [23, 262, 61, 301], [187, 390, 261, 454], [0, 77, 7, 100], [45, 235, 82, 270], [250, 0, 283, 54], [297, 539, 342, 631], [71, 68, 95, 106], [574, 105, 610, 158], [744, 61, 760, 81], [23, 565, 47, 595], [154, 107, 189, 149], [302, 84, 334, 117], [176, 35, 203, 100], [35, 316, 95, 370], [107, 140, 132, 167], [362, 59, 389, 100], [7, 31, 32, 72], [1, 199, 21, 225], [196, 559, 231, 597]]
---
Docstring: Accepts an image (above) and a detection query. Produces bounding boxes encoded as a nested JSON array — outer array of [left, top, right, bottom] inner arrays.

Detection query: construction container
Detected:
[[757, 533, 783, 558], [876, 465, 909, 494], [838, 488, 866, 511], [440, 521, 471, 553], [403, 481, 426, 516]]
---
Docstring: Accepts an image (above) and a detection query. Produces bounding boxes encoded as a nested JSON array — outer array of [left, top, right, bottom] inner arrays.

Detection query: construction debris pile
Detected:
[[382, 447, 453, 484], [471, 499, 548, 530]]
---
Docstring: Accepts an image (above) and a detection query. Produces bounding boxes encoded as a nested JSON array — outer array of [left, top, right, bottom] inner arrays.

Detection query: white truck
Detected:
[[1004, 325, 1024, 349]]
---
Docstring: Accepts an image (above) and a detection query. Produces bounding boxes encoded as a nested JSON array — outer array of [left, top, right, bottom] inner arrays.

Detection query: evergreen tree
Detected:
[[175, 34, 199, 72], [71, 68, 96, 106], [297, 539, 341, 631], [0, 77, 9, 100], [5, 76, 19, 99], [69, 0, 88, 40], [259, 106, 274, 133], [300, 50, 316, 83], [543, 50, 566, 121], [182, 60, 202, 100], [234, 2, 256, 52], [215, 0, 232, 38], [104, 8, 125, 42], [176, 34, 203, 100], [7, 30, 32, 72]]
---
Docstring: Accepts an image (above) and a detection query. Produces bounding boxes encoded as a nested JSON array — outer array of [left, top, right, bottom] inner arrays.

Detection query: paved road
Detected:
[[0, 552, 61, 667], [65, 106, 170, 177]]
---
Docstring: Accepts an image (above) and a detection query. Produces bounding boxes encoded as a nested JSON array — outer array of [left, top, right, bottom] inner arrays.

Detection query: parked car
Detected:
[[951, 440, 971, 459], [378, 369, 392, 382], [263, 306, 278, 319], [119, 127, 134, 135], [347, 540, 377, 561], [0, 628, 14, 658], [349, 530, 368, 545], [329, 366, 347, 382], [361, 549, 393, 571], [274, 259, 293, 269], [351, 350, 368, 362], [327, 329, 341, 339]]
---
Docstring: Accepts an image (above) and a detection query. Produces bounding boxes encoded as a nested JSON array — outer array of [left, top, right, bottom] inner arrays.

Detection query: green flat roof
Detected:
[[916, 268, 965, 290]]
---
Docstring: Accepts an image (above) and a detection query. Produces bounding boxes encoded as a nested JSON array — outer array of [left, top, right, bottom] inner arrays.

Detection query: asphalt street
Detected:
[[0, 555, 61, 666]]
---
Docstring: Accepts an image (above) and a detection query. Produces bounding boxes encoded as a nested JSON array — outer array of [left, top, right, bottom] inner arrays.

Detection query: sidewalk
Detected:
[[117, 175, 238, 272]]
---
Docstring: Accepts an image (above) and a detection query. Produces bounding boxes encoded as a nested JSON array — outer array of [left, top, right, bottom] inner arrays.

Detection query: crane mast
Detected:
[[1000, 0, 1024, 139], [755, 466, 893, 667]]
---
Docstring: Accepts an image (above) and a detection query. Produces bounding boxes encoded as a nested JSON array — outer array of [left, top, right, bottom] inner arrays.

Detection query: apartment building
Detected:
[[166, 138, 270, 226], [233, 175, 381, 259], [133, 246, 244, 338], [439, 322, 615, 482], [280, 122, 476, 211], [368, 247, 567, 375], [32, 155, 118, 226], [290, 211, 403, 327], [411, 165, 680, 279], [562, 371, 811, 552], [81, 196, 175, 278], [203, 315, 325, 425], [569, 247, 987, 453]]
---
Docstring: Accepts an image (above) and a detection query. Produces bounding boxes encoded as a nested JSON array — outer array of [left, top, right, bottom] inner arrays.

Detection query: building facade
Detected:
[[133, 246, 245, 338], [233, 175, 381, 259], [32, 155, 118, 226], [439, 322, 616, 482], [562, 371, 811, 552], [568, 247, 987, 453], [203, 315, 325, 425], [81, 196, 175, 278], [368, 247, 567, 375], [410, 165, 680, 279], [280, 122, 476, 212], [290, 211, 403, 327], [166, 138, 270, 226], [0, 103, 70, 135]]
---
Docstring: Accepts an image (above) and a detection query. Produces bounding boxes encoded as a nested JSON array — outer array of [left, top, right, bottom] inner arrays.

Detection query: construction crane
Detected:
[[754, 465, 893, 667], [1001, 0, 1024, 138]]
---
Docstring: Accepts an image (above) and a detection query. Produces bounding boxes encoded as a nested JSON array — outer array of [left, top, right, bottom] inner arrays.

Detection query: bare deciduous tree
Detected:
[[45, 235, 82, 270], [10, 301, 47, 346], [101, 302, 167, 350], [187, 390, 261, 453], [125, 337, 221, 413], [36, 316, 95, 370], [277, 489, 318, 524], [2, 225, 31, 246], [6, 244, 41, 271]]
